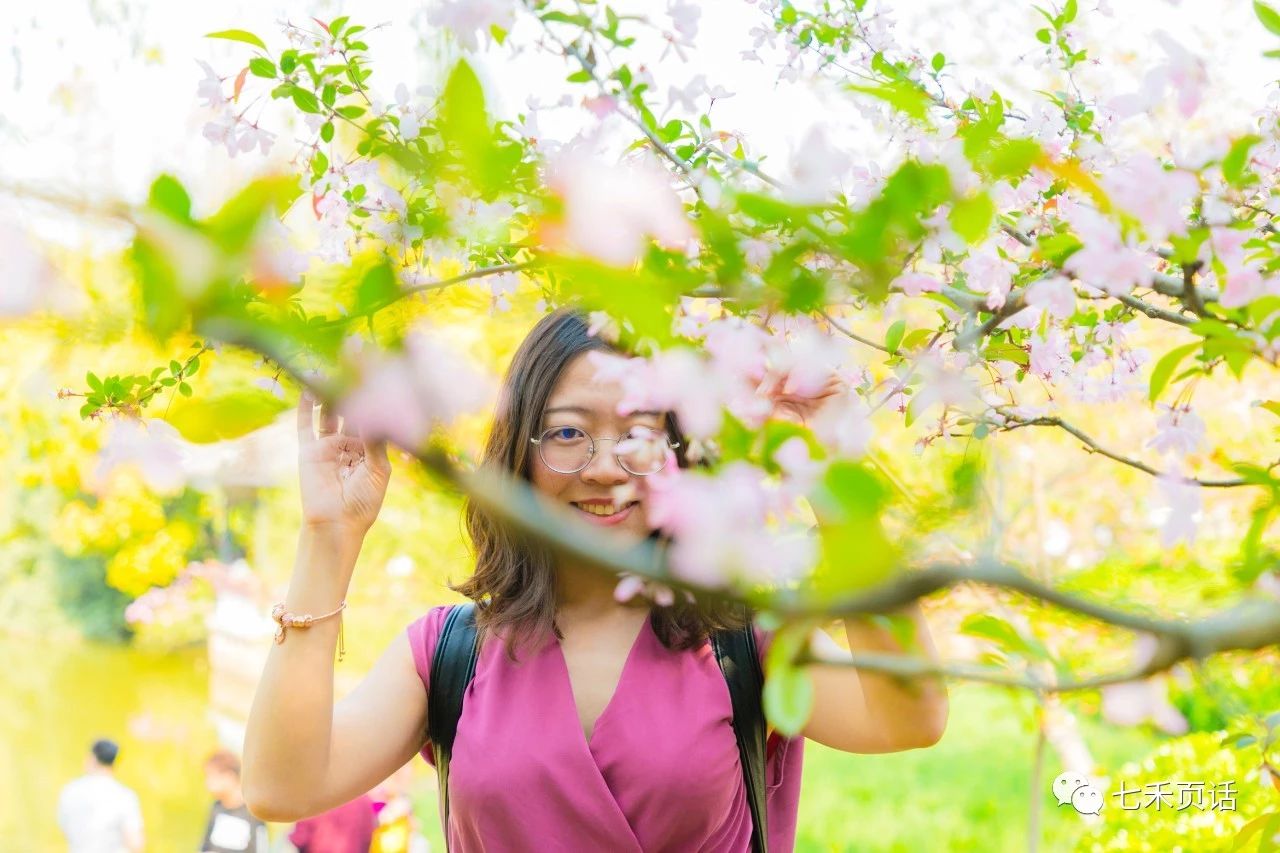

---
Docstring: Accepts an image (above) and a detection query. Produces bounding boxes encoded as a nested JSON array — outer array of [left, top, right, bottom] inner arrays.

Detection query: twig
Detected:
[[998, 412, 1253, 488]]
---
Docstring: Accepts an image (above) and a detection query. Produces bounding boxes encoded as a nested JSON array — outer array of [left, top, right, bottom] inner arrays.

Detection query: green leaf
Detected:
[[147, 175, 192, 223], [1223, 134, 1262, 187], [960, 613, 1049, 660], [885, 319, 907, 353], [849, 80, 932, 122], [1256, 1, 1280, 36], [1036, 28, 1052, 43], [292, 88, 321, 114], [931, 52, 945, 72], [763, 663, 814, 737], [320, 121, 334, 143], [949, 192, 995, 243], [86, 372, 103, 392], [178, 381, 193, 397], [1062, 0, 1078, 25], [205, 29, 268, 51], [162, 389, 291, 443], [248, 57, 276, 78], [335, 105, 366, 119], [1148, 342, 1201, 402], [1232, 811, 1280, 851], [1257, 400, 1280, 419]]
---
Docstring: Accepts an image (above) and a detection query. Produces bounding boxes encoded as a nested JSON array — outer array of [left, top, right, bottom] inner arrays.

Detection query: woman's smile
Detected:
[[569, 499, 639, 525]]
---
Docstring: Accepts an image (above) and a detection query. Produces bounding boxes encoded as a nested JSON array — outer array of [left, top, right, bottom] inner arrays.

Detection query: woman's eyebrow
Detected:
[[542, 405, 591, 417]]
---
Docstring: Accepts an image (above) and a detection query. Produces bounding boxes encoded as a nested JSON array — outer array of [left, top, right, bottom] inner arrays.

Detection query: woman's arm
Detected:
[[242, 395, 424, 820], [241, 527, 430, 821], [802, 603, 949, 753]]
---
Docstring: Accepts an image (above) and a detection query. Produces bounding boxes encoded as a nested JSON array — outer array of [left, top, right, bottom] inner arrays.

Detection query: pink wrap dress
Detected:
[[407, 605, 805, 852]]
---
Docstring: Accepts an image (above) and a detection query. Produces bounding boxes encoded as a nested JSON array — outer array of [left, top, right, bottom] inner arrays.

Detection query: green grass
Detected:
[[411, 684, 1163, 851], [793, 685, 1162, 852]]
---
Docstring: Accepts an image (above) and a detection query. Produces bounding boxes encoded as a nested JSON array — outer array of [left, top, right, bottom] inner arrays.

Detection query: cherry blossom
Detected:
[[892, 271, 942, 297], [668, 0, 701, 44], [1101, 677, 1189, 735], [426, 0, 515, 52], [95, 418, 188, 495], [1102, 156, 1199, 243], [960, 245, 1016, 311], [545, 154, 693, 266], [1146, 404, 1206, 457], [1151, 469, 1201, 548], [1059, 199, 1153, 296], [0, 222, 62, 317], [195, 60, 225, 109], [337, 330, 494, 449]]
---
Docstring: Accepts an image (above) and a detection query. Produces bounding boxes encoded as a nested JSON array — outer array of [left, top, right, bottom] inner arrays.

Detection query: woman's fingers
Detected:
[[363, 435, 391, 475], [318, 402, 341, 437], [296, 393, 316, 444]]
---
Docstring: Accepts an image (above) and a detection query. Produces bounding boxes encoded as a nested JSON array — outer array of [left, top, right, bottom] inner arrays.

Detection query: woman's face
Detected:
[[529, 351, 667, 545]]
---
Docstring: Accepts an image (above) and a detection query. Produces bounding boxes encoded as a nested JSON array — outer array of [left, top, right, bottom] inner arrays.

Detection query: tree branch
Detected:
[[195, 315, 1280, 695], [997, 411, 1252, 487]]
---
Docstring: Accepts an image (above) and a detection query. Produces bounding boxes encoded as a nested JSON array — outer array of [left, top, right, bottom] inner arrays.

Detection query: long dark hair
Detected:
[[455, 308, 749, 659]]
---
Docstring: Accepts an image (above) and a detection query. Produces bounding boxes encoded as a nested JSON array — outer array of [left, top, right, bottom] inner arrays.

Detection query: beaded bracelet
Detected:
[[271, 600, 347, 662]]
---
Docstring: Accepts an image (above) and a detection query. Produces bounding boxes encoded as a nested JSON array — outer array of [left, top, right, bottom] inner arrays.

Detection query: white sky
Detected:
[[1, 0, 1277, 247]]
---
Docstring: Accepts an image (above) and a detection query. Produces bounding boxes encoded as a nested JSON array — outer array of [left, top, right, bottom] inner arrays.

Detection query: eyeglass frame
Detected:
[[529, 425, 681, 476]]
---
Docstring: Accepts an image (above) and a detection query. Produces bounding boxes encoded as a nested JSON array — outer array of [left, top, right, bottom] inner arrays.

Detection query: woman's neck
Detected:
[[554, 560, 628, 619]]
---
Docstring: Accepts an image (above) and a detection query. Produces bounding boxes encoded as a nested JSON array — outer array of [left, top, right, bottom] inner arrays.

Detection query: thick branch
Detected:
[[195, 315, 1280, 695]]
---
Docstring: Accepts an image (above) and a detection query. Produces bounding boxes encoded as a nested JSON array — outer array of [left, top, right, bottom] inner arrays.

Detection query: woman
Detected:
[[242, 309, 949, 851]]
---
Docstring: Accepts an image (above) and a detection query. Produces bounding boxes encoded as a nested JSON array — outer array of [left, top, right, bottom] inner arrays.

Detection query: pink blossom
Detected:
[[1101, 678, 1188, 735], [703, 318, 770, 383], [1029, 328, 1074, 383], [338, 332, 494, 450], [426, 0, 516, 51], [95, 419, 187, 495], [1101, 156, 1198, 243], [1154, 32, 1207, 118], [668, 0, 701, 43], [644, 462, 815, 587], [893, 271, 942, 297], [546, 155, 693, 266], [766, 325, 849, 398], [787, 126, 852, 204], [810, 395, 874, 458], [1146, 404, 1205, 457], [1059, 199, 1152, 296], [0, 222, 61, 316], [960, 247, 1015, 310], [1025, 275, 1076, 319], [1152, 470, 1201, 548], [1219, 268, 1280, 308], [589, 349, 725, 439], [195, 61, 225, 109]]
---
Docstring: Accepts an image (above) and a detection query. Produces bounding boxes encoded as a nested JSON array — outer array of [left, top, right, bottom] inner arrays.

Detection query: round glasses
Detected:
[[531, 425, 679, 476]]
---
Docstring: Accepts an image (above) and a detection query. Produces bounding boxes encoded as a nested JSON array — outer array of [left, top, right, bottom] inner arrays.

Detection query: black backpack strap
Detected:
[[427, 602, 481, 850], [712, 620, 769, 853]]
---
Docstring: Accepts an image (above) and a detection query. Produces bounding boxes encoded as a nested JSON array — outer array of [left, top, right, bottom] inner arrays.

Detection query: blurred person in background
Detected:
[[200, 749, 269, 852], [286, 794, 376, 853], [56, 737, 144, 853], [370, 763, 428, 853]]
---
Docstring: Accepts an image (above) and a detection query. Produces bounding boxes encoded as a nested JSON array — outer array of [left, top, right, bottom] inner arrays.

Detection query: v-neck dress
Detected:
[[406, 605, 804, 852]]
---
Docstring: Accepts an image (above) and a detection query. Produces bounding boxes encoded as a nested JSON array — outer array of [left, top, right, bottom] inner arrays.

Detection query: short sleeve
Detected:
[[404, 604, 458, 764], [405, 604, 457, 696], [124, 789, 143, 832]]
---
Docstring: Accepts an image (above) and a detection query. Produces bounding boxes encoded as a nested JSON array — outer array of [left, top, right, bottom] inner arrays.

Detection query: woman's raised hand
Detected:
[[296, 392, 392, 537]]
